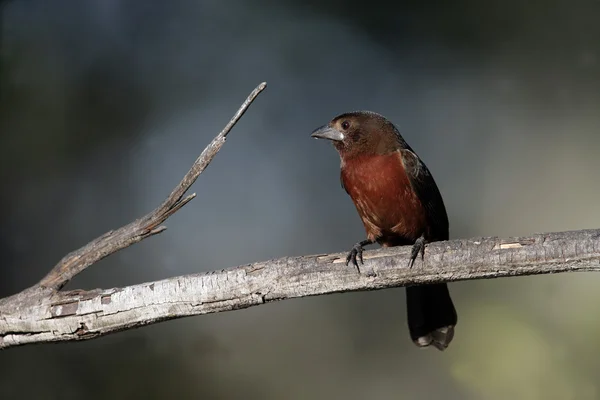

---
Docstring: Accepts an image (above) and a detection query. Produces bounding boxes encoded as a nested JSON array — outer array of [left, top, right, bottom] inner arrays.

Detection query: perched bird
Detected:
[[311, 111, 457, 350]]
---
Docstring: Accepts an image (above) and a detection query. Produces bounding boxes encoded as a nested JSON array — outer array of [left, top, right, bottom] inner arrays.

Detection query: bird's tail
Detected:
[[406, 283, 457, 351]]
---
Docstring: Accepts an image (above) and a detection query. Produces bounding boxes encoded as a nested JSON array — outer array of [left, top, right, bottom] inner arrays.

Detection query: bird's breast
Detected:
[[341, 151, 427, 244]]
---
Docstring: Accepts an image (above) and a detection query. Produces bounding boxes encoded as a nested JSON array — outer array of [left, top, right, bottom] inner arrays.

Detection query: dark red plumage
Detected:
[[341, 151, 427, 243], [311, 111, 457, 350]]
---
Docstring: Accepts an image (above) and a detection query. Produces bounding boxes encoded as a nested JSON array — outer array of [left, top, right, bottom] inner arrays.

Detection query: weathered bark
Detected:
[[3, 229, 600, 349]]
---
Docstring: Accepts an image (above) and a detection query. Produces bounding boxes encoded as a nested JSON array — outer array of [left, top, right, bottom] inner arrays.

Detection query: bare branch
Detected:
[[2, 228, 599, 349], [37, 82, 267, 290], [2, 81, 599, 351]]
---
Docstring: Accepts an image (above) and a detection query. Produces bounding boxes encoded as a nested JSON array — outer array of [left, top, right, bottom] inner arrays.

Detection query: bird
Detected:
[[311, 111, 457, 350]]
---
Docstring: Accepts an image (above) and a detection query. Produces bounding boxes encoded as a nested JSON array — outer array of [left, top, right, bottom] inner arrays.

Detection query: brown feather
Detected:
[[341, 151, 427, 245]]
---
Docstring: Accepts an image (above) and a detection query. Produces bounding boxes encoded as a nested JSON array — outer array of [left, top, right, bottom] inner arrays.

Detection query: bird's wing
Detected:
[[399, 149, 449, 241]]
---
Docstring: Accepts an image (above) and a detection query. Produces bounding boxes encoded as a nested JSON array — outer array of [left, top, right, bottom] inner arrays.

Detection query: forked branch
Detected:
[[2, 229, 600, 349], [39, 82, 267, 290]]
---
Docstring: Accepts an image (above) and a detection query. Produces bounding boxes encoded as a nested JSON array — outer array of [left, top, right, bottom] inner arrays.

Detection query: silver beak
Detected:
[[310, 125, 344, 142]]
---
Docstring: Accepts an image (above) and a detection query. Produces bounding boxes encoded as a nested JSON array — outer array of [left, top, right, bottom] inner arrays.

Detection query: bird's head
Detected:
[[311, 111, 407, 159]]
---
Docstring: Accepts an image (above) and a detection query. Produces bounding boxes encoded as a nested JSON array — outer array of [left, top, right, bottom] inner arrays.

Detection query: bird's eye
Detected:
[[341, 121, 350, 130]]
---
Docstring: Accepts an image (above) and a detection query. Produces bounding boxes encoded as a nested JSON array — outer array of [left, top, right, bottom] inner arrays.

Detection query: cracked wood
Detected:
[[2, 229, 600, 349]]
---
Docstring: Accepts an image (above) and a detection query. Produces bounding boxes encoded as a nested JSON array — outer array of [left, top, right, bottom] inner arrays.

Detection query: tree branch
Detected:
[[2, 229, 600, 349], [2, 81, 600, 350], [38, 82, 267, 290]]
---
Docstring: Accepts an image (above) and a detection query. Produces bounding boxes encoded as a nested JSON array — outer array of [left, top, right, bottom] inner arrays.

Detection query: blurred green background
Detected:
[[2, 1, 600, 399]]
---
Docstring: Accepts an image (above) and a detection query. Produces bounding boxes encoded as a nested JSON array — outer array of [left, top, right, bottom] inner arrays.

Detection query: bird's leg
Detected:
[[346, 239, 374, 275], [408, 234, 427, 268]]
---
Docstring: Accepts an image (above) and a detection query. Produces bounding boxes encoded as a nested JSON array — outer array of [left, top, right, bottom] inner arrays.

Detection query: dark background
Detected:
[[2, 1, 600, 399]]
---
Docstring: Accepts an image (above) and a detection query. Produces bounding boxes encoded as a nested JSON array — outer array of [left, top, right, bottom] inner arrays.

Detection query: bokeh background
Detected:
[[2, 1, 600, 399]]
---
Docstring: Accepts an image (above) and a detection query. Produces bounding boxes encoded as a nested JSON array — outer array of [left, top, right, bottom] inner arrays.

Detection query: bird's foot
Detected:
[[346, 240, 375, 276], [408, 235, 426, 268], [346, 243, 364, 271]]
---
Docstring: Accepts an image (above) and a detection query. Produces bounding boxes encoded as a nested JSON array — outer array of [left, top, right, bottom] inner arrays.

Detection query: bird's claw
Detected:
[[346, 243, 364, 272], [409, 236, 426, 268], [346, 241, 376, 277]]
